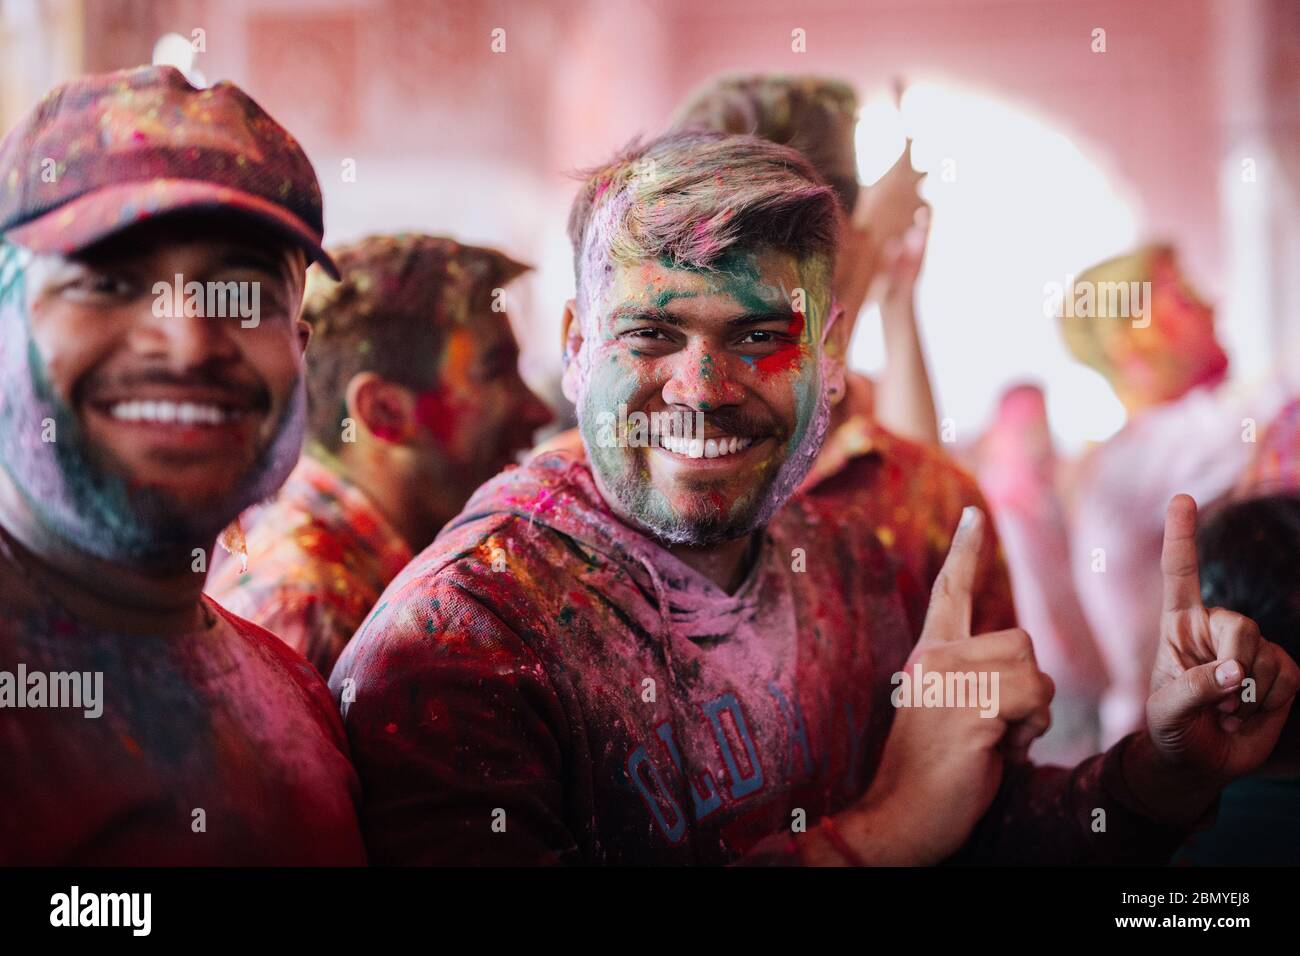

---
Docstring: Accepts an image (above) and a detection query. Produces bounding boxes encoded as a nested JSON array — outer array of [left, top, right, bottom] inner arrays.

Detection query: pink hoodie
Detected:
[[331, 450, 1192, 864]]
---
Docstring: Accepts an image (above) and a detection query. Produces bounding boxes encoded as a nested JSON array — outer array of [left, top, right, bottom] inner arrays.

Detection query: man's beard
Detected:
[[0, 300, 304, 567], [581, 383, 831, 547]]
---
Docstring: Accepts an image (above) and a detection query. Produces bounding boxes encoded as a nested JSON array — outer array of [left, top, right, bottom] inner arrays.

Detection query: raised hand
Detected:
[[1146, 494, 1300, 780], [834, 140, 927, 322], [872, 205, 931, 312], [855, 139, 927, 251], [843, 506, 1054, 863]]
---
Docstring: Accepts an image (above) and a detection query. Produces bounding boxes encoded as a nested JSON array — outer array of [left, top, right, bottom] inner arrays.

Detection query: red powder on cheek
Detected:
[[755, 311, 806, 377], [414, 387, 461, 446]]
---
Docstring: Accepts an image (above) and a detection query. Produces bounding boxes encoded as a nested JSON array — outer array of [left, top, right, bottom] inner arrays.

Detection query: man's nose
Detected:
[[660, 344, 745, 411], [138, 293, 240, 369]]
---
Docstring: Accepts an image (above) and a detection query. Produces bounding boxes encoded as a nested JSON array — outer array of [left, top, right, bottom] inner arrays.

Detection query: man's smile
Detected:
[[82, 384, 267, 458], [649, 432, 767, 473]]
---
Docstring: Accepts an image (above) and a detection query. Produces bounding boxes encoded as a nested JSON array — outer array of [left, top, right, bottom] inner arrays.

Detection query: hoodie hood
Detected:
[[443, 448, 770, 646]]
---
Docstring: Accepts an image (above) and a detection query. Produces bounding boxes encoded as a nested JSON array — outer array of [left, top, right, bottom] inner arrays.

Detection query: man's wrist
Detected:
[[1111, 731, 1222, 829], [821, 797, 936, 866]]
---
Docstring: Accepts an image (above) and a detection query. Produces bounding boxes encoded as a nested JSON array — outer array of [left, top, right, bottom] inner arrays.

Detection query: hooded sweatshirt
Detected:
[[331, 450, 1190, 865]]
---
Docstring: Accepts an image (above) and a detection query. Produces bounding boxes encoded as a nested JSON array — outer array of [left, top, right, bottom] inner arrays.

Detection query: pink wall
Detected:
[[107, 0, 1223, 282], [7, 0, 1294, 422]]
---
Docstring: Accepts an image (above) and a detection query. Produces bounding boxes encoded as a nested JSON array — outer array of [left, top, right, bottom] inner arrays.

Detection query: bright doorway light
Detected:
[[852, 81, 1138, 451], [152, 33, 206, 87]]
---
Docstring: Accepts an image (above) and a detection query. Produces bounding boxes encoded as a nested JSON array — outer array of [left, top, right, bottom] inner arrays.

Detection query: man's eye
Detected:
[[67, 273, 134, 299], [620, 328, 678, 352], [736, 329, 794, 349]]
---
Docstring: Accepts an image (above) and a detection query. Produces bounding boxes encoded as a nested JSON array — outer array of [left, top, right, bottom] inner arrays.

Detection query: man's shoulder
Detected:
[[206, 492, 324, 594], [807, 422, 987, 518], [874, 424, 982, 491], [204, 523, 370, 659], [432, 450, 623, 577], [208, 597, 323, 680], [205, 597, 347, 731], [370, 509, 608, 627], [335, 456, 648, 681], [340, 517, 607, 664]]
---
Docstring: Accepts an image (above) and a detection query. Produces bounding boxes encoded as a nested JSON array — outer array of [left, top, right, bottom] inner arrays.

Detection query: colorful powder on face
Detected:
[[575, 248, 835, 546], [654, 288, 698, 310], [412, 386, 461, 446], [0, 255, 307, 563], [754, 311, 806, 377], [411, 328, 480, 448]]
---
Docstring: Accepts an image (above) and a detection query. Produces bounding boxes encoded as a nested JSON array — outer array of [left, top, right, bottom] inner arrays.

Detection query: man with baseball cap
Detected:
[[0, 65, 364, 863]]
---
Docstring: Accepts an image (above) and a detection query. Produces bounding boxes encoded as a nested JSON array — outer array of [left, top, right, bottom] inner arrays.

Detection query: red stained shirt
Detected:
[[331, 449, 1189, 865], [0, 553, 367, 864], [206, 455, 413, 678], [797, 373, 1017, 637]]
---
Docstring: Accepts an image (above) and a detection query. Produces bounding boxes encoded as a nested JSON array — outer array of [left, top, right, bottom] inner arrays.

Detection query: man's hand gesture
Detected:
[[1146, 494, 1300, 780]]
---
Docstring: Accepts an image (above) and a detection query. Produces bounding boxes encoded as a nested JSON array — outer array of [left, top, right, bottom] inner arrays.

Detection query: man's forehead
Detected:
[[604, 250, 804, 313]]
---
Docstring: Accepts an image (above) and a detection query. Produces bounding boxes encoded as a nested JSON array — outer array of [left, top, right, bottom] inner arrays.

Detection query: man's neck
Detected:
[[1121, 366, 1228, 416], [668, 532, 761, 594], [328, 443, 446, 555], [0, 467, 209, 635]]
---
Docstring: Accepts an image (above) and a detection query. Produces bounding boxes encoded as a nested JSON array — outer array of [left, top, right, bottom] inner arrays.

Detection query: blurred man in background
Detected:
[[207, 234, 553, 676], [973, 383, 1107, 764], [1061, 244, 1286, 745], [0, 66, 365, 864]]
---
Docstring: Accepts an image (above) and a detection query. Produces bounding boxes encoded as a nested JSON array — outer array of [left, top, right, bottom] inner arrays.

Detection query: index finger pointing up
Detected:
[[919, 506, 984, 644], [1162, 493, 1203, 614]]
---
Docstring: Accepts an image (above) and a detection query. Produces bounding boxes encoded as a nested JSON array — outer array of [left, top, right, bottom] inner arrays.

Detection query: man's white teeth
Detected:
[[659, 434, 753, 459], [108, 400, 235, 425]]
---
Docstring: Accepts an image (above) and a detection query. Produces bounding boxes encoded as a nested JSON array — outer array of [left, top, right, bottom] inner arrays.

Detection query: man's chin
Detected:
[[630, 489, 768, 548], [124, 484, 246, 545]]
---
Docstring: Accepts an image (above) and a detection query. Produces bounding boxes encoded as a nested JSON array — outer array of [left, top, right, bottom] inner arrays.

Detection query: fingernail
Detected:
[[1216, 660, 1242, 687], [959, 506, 980, 531]]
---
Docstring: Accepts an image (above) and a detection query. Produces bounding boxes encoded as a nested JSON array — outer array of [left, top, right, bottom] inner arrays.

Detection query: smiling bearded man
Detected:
[[0, 66, 365, 864], [331, 130, 1297, 865]]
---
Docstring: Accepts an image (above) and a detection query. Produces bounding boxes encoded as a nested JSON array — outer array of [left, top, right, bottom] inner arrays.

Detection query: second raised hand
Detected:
[[1145, 494, 1300, 779]]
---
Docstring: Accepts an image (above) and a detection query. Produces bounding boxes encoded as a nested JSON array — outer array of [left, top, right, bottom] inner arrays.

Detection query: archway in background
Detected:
[[852, 80, 1141, 452]]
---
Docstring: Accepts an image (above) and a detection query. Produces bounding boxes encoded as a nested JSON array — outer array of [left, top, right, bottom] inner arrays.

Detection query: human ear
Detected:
[[346, 372, 416, 444], [560, 298, 585, 405]]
